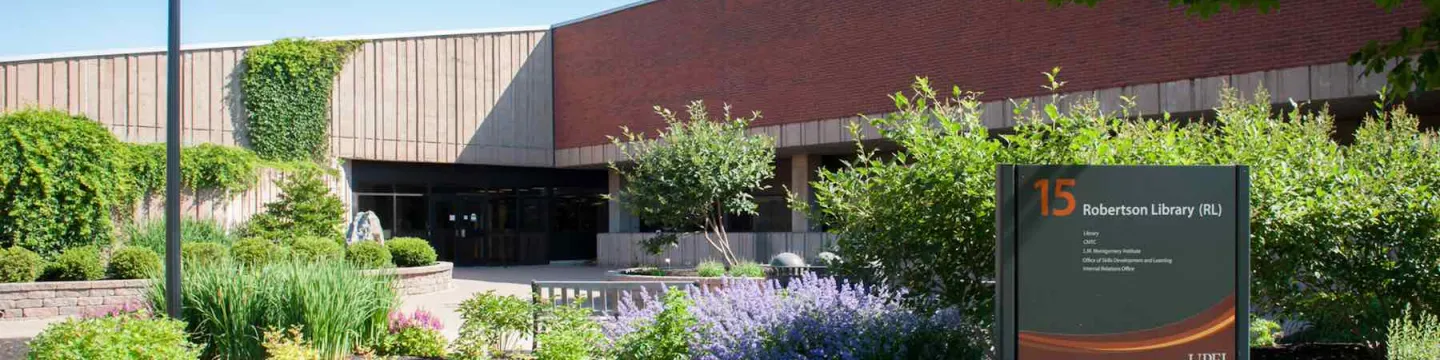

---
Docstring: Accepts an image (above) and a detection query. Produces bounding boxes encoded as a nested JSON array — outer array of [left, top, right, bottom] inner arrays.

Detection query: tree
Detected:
[[239, 166, 346, 243], [609, 101, 776, 266], [1038, 0, 1440, 99]]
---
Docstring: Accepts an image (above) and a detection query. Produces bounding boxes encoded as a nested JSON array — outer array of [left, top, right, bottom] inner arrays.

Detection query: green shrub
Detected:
[[727, 261, 764, 278], [150, 260, 395, 359], [1250, 316, 1284, 347], [232, 238, 284, 267], [107, 246, 161, 280], [453, 291, 533, 359], [1388, 306, 1440, 360], [535, 302, 607, 360], [0, 110, 134, 256], [42, 246, 104, 281], [239, 167, 346, 242], [809, 76, 1440, 337], [347, 241, 392, 269], [615, 289, 695, 360], [262, 326, 322, 360], [0, 246, 42, 283], [386, 327, 447, 358], [121, 218, 234, 255], [290, 236, 343, 262], [27, 314, 201, 360], [696, 260, 725, 277], [387, 237, 436, 267], [127, 143, 259, 196], [182, 242, 229, 265]]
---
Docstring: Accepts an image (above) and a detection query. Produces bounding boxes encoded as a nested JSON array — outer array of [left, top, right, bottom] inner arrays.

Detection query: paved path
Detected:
[[0, 264, 617, 357], [396, 264, 616, 340]]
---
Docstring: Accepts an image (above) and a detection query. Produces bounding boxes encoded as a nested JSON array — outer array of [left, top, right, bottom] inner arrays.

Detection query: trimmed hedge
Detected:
[[43, 246, 104, 281], [291, 236, 344, 262], [0, 246, 42, 283], [181, 242, 229, 265], [387, 237, 436, 267], [232, 238, 285, 267], [108, 246, 161, 279], [346, 241, 392, 269]]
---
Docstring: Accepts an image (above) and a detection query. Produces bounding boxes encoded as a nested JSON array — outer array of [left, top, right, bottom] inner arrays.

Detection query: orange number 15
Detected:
[[1034, 178, 1076, 217]]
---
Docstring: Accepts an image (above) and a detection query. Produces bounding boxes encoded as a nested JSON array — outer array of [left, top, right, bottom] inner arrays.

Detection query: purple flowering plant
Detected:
[[604, 273, 988, 360]]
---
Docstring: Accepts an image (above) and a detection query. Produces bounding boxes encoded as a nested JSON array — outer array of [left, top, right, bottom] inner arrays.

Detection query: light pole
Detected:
[[164, 0, 182, 319]]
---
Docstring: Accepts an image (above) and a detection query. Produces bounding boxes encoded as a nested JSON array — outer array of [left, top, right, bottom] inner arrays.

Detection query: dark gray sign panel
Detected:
[[996, 165, 1249, 360]]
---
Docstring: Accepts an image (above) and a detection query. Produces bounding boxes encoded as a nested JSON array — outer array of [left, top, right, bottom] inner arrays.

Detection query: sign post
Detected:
[[996, 165, 1248, 360]]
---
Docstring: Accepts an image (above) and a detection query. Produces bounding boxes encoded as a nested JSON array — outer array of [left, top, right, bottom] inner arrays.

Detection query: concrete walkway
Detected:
[[0, 264, 617, 357], [397, 264, 617, 340]]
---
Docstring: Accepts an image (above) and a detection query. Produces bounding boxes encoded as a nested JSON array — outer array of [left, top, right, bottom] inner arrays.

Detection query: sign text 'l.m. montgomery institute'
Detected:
[[995, 165, 1250, 360]]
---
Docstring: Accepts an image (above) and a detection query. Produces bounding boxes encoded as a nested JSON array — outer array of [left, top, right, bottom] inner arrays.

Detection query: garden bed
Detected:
[[0, 262, 452, 320]]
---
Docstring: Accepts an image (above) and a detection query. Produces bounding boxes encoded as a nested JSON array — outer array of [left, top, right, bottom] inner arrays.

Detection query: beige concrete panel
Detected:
[[1310, 63, 1349, 101], [156, 54, 167, 138], [798, 119, 817, 146], [37, 61, 53, 108], [16, 62, 37, 108], [1230, 71, 1266, 102], [79, 59, 98, 119], [820, 118, 841, 144], [1160, 79, 1193, 114], [1351, 63, 1389, 97], [781, 123, 802, 147], [421, 38, 437, 146], [1268, 67, 1310, 103], [65, 60, 79, 114], [1122, 84, 1159, 116], [1192, 76, 1227, 111], [1094, 88, 1122, 117], [137, 55, 156, 131], [0, 65, 6, 111], [99, 59, 114, 128]]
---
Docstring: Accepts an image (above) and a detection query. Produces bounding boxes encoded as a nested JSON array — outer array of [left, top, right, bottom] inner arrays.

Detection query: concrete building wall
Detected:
[[0, 27, 554, 167], [551, 0, 1428, 150]]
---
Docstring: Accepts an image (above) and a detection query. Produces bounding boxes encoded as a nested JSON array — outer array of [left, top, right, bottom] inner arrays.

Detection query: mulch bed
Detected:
[[1251, 344, 1382, 360]]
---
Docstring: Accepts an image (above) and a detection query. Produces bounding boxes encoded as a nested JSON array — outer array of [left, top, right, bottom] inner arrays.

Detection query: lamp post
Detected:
[[164, 0, 182, 319]]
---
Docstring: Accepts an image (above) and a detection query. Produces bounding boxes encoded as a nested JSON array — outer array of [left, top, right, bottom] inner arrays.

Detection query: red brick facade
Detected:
[[552, 0, 1425, 148]]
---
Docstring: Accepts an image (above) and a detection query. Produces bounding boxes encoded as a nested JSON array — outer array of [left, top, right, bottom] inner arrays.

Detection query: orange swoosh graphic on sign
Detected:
[[1019, 296, 1235, 353]]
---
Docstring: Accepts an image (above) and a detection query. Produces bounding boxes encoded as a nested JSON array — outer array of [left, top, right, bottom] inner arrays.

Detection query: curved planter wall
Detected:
[[0, 262, 454, 320], [362, 261, 454, 296], [0, 279, 149, 320]]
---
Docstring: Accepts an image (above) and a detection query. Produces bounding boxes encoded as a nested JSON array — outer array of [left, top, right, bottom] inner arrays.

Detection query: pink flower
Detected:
[[388, 309, 443, 332]]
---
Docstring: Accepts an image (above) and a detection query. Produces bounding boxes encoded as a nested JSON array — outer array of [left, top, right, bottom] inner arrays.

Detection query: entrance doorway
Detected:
[[351, 160, 606, 266]]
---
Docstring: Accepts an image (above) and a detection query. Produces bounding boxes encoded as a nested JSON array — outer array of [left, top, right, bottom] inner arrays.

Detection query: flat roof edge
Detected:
[[552, 0, 656, 28], [0, 25, 550, 64]]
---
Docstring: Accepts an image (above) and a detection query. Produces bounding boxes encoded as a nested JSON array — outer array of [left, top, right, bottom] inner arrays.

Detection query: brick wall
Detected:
[[553, 0, 1427, 148]]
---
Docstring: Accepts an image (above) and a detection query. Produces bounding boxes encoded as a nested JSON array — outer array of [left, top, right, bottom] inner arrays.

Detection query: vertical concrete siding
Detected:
[[0, 29, 554, 167]]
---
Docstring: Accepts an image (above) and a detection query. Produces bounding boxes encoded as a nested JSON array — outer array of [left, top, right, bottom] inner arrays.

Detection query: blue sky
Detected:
[[0, 0, 638, 57]]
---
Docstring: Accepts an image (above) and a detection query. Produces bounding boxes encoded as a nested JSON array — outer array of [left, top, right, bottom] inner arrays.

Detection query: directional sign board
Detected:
[[995, 165, 1249, 360]]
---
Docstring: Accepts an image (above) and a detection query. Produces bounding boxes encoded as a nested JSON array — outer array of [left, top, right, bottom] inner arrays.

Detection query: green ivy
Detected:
[[126, 143, 260, 196], [0, 110, 135, 256], [241, 38, 361, 161]]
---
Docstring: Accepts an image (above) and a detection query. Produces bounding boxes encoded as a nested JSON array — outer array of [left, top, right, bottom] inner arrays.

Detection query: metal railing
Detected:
[[530, 280, 698, 350]]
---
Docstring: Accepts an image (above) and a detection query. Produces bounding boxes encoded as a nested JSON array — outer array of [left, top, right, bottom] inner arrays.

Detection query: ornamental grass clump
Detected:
[[605, 273, 986, 359], [151, 260, 396, 359]]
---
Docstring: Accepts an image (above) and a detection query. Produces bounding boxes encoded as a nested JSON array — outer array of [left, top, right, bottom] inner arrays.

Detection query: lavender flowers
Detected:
[[604, 273, 987, 360]]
